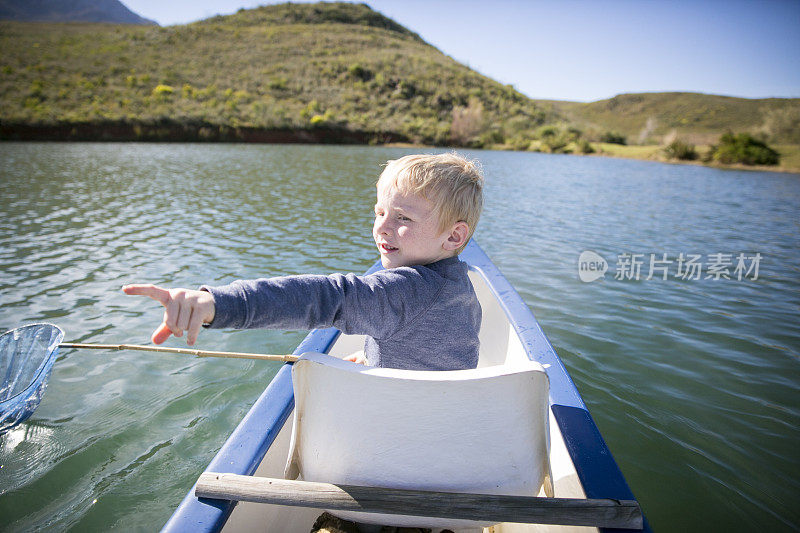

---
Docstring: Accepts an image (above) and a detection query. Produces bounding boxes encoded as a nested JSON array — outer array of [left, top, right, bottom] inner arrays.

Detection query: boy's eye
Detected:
[[398, 215, 411, 221]]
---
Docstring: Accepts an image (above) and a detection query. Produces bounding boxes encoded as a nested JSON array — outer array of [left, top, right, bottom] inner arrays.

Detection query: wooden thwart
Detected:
[[59, 343, 299, 362], [195, 473, 643, 530]]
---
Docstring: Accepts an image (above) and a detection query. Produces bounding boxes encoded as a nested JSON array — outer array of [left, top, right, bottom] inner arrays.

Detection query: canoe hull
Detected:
[[164, 241, 645, 532]]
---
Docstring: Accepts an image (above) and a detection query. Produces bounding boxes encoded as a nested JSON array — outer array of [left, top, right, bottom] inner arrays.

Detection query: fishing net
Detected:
[[0, 324, 63, 434]]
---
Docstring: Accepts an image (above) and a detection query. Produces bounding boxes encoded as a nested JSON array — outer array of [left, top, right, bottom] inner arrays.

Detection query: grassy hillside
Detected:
[[0, 2, 553, 146], [1, 1, 797, 172], [541, 92, 800, 145]]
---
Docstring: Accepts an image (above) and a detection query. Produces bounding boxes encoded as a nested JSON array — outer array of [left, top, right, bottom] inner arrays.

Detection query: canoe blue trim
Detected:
[[164, 240, 647, 531], [552, 405, 651, 532], [161, 327, 340, 533], [460, 241, 648, 532]]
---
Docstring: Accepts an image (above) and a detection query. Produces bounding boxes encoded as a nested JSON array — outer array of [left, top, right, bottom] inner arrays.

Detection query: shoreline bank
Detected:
[[582, 143, 800, 175], [0, 121, 407, 145], [2, 122, 797, 175]]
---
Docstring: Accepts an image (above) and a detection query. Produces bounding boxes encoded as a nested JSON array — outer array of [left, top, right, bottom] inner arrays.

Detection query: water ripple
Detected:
[[1, 144, 799, 531]]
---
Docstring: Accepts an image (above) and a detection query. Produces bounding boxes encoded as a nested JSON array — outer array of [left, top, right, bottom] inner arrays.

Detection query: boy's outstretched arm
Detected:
[[122, 284, 215, 346]]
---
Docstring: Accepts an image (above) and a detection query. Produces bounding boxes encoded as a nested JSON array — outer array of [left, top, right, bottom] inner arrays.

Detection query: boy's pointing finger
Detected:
[[122, 284, 171, 305]]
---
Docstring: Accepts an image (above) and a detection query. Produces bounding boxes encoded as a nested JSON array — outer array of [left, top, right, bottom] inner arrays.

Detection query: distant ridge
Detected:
[[537, 92, 800, 145], [0, 0, 158, 25]]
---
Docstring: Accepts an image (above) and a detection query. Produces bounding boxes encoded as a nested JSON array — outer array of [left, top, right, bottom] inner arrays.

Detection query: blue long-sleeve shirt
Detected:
[[201, 256, 481, 370]]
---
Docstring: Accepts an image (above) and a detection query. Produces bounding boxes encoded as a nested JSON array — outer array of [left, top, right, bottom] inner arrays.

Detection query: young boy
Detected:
[[123, 153, 484, 371]]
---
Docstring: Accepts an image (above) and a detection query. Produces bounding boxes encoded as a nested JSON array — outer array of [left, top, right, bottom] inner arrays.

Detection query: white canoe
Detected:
[[164, 240, 647, 532]]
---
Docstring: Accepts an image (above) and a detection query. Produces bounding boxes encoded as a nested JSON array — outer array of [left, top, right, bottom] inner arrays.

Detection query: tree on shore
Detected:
[[708, 132, 779, 166]]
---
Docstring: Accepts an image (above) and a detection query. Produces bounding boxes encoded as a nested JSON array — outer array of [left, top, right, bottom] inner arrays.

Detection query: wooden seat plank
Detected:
[[196, 473, 643, 530]]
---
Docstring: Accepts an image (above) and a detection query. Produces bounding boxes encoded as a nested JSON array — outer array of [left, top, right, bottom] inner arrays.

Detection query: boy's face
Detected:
[[373, 181, 453, 269]]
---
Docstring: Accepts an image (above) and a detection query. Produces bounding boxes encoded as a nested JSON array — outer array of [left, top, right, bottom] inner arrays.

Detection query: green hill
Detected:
[[0, 2, 553, 145], [539, 92, 800, 145], [0, 0, 797, 170]]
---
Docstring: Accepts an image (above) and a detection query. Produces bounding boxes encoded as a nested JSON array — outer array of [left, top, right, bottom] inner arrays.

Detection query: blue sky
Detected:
[[122, 0, 800, 102]]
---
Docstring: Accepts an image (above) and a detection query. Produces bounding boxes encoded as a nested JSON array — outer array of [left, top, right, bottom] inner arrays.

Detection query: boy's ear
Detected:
[[443, 221, 469, 252]]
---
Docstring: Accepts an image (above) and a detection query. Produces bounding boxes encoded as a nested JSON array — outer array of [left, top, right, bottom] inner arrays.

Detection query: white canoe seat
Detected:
[[284, 352, 553, 529]]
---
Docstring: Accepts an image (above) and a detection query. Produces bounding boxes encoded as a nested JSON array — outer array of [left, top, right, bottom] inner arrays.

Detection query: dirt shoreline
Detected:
[[0, 121, 407, 145], [582, 147, 800, 175], [2, 121, 797, 175]]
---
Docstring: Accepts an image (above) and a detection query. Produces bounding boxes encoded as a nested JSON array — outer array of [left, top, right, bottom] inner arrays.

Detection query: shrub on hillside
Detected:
[[450, 98, 485, 146], [152, 84, 174, 97], [709, 132, 779, 165], [348, 63, 373, 82], [599, 131, 627, 145], [536, 125, 558, 138], [664, 140, 697, 160], [576, 139, 595, 154], [533, 125, 584, 153]]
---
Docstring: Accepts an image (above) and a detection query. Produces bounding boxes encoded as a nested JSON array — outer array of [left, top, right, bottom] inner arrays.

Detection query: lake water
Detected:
[[0, 143, 798, 532]]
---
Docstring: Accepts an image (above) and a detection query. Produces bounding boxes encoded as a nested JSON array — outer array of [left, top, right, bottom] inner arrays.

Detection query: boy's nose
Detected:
[[375, 217, 391, 235]]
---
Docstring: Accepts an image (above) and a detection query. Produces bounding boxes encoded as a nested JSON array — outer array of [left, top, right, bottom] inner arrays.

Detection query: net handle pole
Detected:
[[58, 343, 299, 363]]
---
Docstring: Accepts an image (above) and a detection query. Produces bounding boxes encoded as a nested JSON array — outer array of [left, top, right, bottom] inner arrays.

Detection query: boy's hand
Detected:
[[121, 284, 215, 346], [344, 353, 367, 365]]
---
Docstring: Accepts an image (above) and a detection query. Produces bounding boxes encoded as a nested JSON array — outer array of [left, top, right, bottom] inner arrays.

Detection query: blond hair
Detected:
[[377, 153, 484, 253]]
